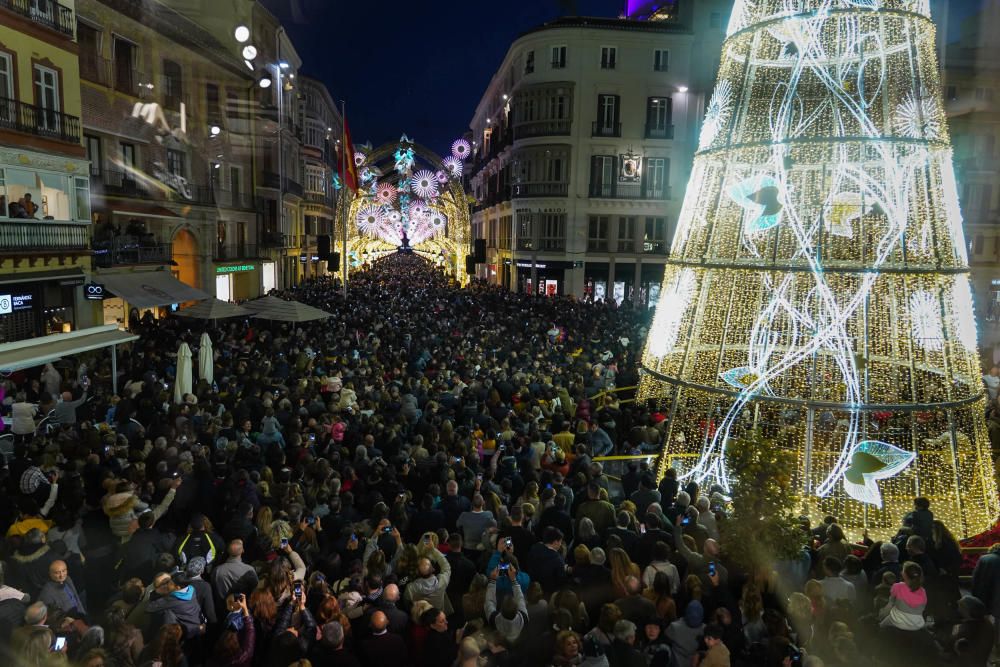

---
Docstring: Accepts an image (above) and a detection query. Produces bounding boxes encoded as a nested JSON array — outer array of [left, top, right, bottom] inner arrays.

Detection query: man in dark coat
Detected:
[[523, 527, 566, 594], [6, 528, 59, 599], [360, 610, 408, 667]]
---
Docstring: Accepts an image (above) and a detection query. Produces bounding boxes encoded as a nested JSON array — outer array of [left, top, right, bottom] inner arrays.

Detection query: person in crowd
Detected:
[[38, 560, 86, 619], [0, 255, 974, 667]]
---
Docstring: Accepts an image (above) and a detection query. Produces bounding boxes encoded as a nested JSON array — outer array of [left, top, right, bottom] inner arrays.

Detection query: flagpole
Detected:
[[341, 99, 349, 299]]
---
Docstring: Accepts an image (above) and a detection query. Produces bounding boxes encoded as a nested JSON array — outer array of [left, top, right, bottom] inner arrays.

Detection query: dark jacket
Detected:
[[360, 598, 409, 637], [361, 632, 409, 667], [607, 639, 647, 667], [121, 527, 173, 580], [420, 627, 457, 667], [173, 530, 224, 566], [524, 542, 566, 593], [0, 597, 27, 643], [445, 551, 477, 613], [146, 585, 204, 639], [7, 543, 59, 599]]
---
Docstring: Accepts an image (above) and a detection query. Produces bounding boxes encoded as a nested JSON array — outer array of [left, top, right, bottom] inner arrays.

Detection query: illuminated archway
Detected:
[[336, 137, 472, 282]]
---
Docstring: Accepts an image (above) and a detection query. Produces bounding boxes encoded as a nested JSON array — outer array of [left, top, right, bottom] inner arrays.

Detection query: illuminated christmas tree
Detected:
[[640, 0, 999, 537]]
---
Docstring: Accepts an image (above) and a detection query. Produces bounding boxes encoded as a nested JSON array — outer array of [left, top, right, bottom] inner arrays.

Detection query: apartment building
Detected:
[[298, 75, 341, 280], [76, 0, 262, 319], [467, 1, 728, 303], [0, 0, 95, 342]]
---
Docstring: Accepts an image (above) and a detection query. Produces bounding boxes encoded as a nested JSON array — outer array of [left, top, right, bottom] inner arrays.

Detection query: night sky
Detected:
[[264, 0, 987, 158]]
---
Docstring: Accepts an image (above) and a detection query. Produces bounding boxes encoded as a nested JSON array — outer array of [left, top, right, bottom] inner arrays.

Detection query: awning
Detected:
[[0, 268, 86, 286], [0, 325, 138, 372], [100, 271, 210, 308]]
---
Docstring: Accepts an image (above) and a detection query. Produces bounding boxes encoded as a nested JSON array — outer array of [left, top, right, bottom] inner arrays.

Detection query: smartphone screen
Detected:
[[53, 636, 67, 652], [640, 523, 647, 534]]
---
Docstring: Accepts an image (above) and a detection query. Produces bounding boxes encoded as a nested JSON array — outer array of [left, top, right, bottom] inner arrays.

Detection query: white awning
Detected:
[[100, 271, 210, 308], [0, 325, 139, 372]]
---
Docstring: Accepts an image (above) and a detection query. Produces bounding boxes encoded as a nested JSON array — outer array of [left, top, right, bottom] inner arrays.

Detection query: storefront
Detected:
[[508, 259, 575, 296], [214, 262, 260, 302], [97, 270, 211, 326], [0, 269, 87, 343], [640, 263, 666, 308], [584, 263, 610, 303]]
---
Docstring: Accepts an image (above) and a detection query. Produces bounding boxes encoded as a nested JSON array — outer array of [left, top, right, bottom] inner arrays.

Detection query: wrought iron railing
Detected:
[[513, 119, 571, 140], [0, 0, 74, 37], [92, 235, 170, 267], [513, 182, 568, 197], [589, 182, 671, 200], [592, 121, 622, 138], [645, 124, 675, 139], [0, 220, 89, 251], [0, 97, 81, 144]]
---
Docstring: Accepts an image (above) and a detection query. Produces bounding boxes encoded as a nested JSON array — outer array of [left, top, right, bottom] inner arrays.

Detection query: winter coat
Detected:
[[7, 543, 59, 599], [146, 585, 204, 639]]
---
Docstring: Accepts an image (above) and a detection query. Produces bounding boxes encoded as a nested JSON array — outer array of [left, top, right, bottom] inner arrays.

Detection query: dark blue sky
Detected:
[[263, 0, 623, 155], [265, 0, 985, 157]]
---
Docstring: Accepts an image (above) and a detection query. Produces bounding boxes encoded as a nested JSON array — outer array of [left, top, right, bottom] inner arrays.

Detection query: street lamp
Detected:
[[234, 25, 250, 43]]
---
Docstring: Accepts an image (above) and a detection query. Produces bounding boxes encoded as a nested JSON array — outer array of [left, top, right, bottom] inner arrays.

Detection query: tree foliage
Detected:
[[719, 430, 807, 572]]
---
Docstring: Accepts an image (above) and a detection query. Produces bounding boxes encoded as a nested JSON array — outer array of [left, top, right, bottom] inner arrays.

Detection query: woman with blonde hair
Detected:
[[517, 481, 541, 509], [608, 547, 641, 598]]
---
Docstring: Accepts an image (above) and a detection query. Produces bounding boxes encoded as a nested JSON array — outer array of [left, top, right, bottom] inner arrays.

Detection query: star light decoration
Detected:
[[376, 182, 397, 205], [352, 136, 471, 246], [452, 139, 472, 161], [639, 0, 998, 538], [411, 170, 440, 200]]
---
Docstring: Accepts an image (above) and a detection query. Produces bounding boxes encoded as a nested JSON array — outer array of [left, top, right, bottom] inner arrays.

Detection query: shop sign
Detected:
[[0, 293, 34, 314], [216, 264, 255, 274], [84, 283, 106, 300]]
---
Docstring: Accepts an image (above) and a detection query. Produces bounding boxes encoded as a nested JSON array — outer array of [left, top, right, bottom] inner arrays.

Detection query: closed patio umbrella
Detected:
[[198, 333, 213, 386], [174, 342, 193, 405]]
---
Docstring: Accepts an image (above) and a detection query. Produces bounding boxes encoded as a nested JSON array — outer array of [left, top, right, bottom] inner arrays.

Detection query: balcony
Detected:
[[0, 97, 81, 145], [645, 124, 675, 139], [592, 122, 622, 138], [260, 231, 292, 248], [260, 171, 304, 197], [98, 168, 216, 205], [589, 182, 671, 200], [92, 235, 171, 267], [0, 220, 89, 252], [214, 243, 263, 261], [80, 55, 111, 87], [513, 182, 569, 197], [304, 191, 334, 206], [0, 0, 74, 38], [513, 119, 571, 140]]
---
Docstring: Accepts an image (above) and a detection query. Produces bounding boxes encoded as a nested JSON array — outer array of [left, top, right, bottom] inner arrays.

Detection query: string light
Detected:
[[641, 0, 999, 539]]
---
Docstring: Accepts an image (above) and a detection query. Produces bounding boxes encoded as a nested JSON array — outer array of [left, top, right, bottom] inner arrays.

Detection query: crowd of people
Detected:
[[0, 253, 998, 667]]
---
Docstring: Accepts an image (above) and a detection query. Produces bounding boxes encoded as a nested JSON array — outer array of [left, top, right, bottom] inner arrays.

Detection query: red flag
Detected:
[[338, 118, 359, 194]]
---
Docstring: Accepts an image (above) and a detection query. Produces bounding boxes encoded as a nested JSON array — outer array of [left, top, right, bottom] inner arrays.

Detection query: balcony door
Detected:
[[113, 37, 136, 94], [596, 94, 619, 135], [33, 64, 61, 134], [0, 53, 13, 123], [590, 155, 615, 197]]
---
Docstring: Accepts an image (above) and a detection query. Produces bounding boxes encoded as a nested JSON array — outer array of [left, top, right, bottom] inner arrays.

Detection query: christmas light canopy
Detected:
[[640, 0, 999, 539]]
